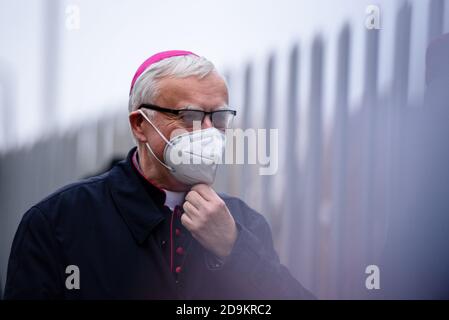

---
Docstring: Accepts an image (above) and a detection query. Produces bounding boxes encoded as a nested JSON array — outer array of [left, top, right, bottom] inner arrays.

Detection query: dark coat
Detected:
[[4, 147, 314, 300]]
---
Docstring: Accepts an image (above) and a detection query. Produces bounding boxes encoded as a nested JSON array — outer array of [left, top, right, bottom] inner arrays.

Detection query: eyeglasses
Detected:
[[138, 104, 237, 129]]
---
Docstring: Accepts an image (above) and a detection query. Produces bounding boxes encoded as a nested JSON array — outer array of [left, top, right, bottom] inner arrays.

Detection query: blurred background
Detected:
[[1, 0, 449, 299]]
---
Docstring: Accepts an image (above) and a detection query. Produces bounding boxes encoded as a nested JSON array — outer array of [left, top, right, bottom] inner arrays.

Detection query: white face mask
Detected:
[[139, 110, 226, 185]]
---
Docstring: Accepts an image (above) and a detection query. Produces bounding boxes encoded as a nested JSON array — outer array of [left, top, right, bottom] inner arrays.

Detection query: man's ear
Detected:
[[129, 111, 148, 143]]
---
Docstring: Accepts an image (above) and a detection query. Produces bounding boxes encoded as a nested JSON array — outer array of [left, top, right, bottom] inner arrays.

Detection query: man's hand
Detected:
[[181, 184, 238, 259]]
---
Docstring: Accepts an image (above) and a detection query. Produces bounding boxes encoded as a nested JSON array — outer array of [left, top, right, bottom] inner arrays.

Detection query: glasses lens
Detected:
[[212, 110, 235, 129], [179, 110, 204, 127]]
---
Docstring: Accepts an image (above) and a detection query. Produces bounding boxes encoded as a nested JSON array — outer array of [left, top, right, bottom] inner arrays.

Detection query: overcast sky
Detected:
[[1, 0, 445, 150]]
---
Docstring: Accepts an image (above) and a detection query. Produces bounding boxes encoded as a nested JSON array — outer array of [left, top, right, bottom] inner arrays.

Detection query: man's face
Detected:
[[130, 73, 228, 190], [137, 71, 229, 171]]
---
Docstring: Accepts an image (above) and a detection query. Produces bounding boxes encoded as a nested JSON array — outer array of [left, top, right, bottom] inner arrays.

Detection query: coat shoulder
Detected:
[[32, 170, 112, 221]]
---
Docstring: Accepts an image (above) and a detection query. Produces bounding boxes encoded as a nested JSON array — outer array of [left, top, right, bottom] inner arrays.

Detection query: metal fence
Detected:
[[1, 0, 448, 299]]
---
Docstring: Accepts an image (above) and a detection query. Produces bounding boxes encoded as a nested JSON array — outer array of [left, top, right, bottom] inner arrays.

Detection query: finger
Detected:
[[191, 184, 215, 201], [185, 190, 206, 210], [180, 211, 195, 230], [182, 201, 200, 218]]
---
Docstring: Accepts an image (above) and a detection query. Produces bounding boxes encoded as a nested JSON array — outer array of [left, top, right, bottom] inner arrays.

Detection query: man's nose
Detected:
[[202, 114, 214, 129]]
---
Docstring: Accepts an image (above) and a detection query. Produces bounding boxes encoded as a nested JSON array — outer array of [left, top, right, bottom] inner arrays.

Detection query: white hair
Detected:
[[128, 54, 218, 114]]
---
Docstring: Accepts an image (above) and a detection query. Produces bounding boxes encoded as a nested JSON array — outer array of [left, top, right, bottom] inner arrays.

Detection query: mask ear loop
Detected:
[[139, 109, 173, 145], [138, 109, 175, 172]]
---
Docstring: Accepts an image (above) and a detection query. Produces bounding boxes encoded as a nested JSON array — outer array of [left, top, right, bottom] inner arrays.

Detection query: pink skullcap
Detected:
[[129, 50, 198, 95]]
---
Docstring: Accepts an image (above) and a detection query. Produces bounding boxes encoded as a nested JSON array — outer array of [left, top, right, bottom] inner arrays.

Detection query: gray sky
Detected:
[[0, 0, 442, 150]]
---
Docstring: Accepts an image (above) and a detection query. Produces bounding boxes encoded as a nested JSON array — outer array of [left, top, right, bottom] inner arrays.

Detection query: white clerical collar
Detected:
[[163, 189, 186, 211]]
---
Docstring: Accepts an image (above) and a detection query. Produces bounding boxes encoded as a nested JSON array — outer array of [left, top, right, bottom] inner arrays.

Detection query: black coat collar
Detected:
[[107, 147, 168, 245]]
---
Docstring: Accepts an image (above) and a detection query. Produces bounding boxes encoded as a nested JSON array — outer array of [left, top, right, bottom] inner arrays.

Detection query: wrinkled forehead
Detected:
[[155, 74, 229, 111]]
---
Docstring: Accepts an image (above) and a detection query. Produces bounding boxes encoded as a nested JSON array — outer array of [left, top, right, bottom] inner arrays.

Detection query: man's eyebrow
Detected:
[[183, 105, 229, 111], [183, 105, 202, 110]]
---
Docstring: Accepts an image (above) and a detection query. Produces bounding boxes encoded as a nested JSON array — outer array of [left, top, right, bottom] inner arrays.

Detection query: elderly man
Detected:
[[4, 50, 313, 299]]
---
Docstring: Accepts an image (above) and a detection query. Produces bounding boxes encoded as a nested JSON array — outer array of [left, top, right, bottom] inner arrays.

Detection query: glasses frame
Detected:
[[138, 103, 237, 127]]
